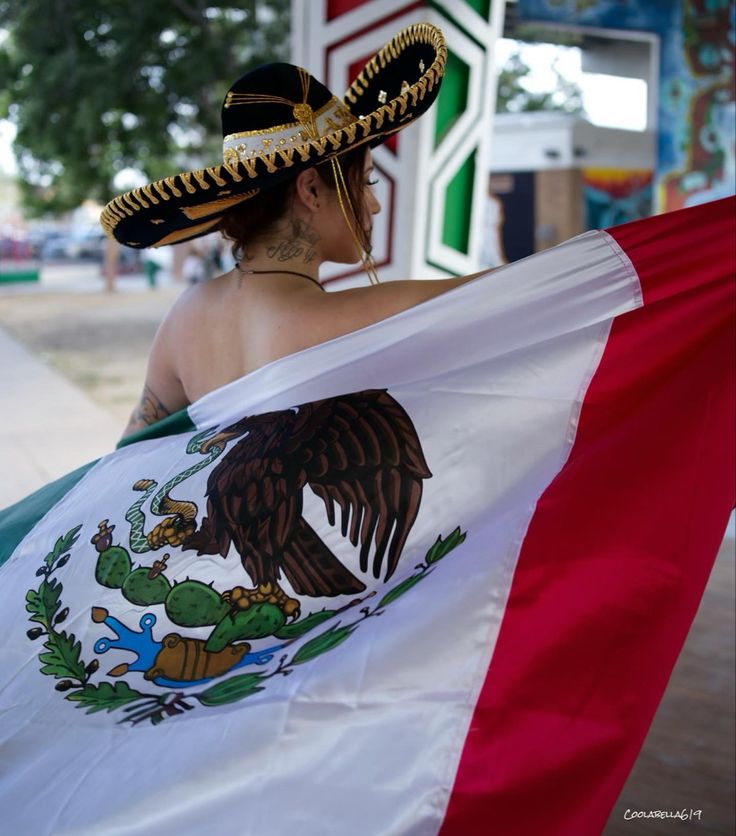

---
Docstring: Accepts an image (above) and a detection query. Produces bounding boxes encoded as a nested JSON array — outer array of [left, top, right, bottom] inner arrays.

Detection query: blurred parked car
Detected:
[[40, 229, 106, 261], [40, 233, 68, 260]]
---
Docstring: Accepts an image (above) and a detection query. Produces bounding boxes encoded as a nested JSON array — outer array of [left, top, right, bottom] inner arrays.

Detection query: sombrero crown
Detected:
[[101, 23, 446, 249]]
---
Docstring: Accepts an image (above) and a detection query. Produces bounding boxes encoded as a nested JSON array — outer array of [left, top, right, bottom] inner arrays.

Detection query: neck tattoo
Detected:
[[235, 263, 324, 291]]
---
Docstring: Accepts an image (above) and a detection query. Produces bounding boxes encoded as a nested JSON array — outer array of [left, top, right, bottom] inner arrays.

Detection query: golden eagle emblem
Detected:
[[183, 389, 431, 618]]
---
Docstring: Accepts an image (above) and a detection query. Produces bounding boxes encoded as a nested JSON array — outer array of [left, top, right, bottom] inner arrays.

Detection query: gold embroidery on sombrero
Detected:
[[132, 190, 149, 209], [179, 172, 197, 195], [153, 218, 221, 247], [224, 91, 298, 108], [222, 98, 354, 166], [115, 196, 133, 216], [218, 160, 242, 183], [180, 192, 258, 220], [239, 157, 259, 178], [192, 170, 210, 190], [312, 137, 329, 156], [141, 185, 160, 205], [99, 212, 113, 235], [258, 152, 279, 174], [222, 98, 342, 141], [165, 177, 183, 198], [344, 22, 445, 109], [295, 144, 311, 163], [276, 147, 296, 167], [292, 102, 318, 140], [152, 182, 171, 201]]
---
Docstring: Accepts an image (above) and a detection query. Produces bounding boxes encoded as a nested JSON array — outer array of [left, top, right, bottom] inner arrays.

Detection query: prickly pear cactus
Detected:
[[205, 603, 286, 653], [122, 567, 171, 607], [164, 580, 229, 628], [95, 546, 132, 589]]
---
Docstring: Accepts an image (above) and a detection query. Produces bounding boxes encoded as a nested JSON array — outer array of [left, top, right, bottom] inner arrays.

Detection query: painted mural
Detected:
[[582, 168, 653, 228], [517, 0, 736, 211], [659, 0, 735, 210]]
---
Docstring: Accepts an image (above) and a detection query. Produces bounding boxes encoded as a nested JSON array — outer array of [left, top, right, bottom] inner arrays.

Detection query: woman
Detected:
[[4, 23, 733, 835], [112, 26, 483, 439]]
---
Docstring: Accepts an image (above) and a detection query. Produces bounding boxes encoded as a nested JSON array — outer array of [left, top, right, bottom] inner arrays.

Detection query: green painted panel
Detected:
[[463, 0, 492, 19], [433, 49, 470, 148], [442, 151, 476, 254], [426, 0, 491, 46]]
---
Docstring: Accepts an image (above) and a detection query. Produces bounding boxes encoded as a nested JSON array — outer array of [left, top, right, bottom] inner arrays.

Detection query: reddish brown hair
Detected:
[[219, 146, 369, 260]]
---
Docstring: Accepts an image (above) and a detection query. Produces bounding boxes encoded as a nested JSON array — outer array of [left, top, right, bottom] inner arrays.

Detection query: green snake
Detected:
[[125, 428, 230, 554]]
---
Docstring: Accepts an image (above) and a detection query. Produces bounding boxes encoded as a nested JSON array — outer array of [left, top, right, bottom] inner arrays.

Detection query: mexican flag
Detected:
[[0, 197, 733, 836]]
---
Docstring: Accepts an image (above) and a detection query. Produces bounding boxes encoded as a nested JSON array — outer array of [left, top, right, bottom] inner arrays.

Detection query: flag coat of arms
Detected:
[[0, 198, 733, 835]]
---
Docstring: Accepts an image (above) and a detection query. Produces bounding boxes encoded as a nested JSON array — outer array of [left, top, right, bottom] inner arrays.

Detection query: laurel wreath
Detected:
[[26, 524, 466, 726]]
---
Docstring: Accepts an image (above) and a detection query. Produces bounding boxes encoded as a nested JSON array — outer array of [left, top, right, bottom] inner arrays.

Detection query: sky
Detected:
[[0, 39, 648, 177], [494, 40, 647, 130]]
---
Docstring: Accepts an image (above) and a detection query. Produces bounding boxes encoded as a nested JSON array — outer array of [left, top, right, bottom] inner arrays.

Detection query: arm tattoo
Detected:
[[131, 384, 172, 427]]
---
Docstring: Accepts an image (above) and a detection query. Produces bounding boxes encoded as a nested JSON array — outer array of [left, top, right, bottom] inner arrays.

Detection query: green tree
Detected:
[[0, 0, 290, 215], [496, 49, 584, 115]]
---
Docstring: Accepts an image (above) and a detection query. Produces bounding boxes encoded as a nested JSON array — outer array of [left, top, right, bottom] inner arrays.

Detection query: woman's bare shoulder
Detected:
[[307, 270, 493, 344]]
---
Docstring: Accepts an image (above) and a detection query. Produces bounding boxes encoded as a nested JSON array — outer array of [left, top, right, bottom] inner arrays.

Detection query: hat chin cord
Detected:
[[329, 157, 380, 286]]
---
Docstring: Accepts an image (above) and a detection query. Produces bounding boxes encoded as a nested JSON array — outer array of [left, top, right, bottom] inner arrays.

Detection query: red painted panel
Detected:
[[326, 0, 373, 20]]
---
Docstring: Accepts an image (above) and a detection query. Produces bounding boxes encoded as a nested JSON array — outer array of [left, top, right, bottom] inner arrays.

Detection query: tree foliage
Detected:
[[496, 50, 584, 116], [0, 0, 290, 215]]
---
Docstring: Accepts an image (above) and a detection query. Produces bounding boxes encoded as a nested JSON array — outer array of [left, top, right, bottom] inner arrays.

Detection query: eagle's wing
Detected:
[[291, 390, 431, 582], [185, 422, 365, 596], [184, 419, 300, 564]]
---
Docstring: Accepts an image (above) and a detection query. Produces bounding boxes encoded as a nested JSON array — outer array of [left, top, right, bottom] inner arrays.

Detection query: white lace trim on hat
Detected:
[[222, 98, 356, 165]]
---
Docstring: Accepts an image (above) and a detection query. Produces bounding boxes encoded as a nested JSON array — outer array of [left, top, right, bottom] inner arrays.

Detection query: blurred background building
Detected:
[[292, 0, 733, 283], [0, 0, 733, 283]]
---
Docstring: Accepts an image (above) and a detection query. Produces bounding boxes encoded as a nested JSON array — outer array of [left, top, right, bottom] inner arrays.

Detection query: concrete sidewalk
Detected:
[[0, 326, 120, 509]]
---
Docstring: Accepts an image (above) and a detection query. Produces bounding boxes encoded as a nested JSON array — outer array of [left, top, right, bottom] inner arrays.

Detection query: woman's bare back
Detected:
[[122, 268, 485, 439]]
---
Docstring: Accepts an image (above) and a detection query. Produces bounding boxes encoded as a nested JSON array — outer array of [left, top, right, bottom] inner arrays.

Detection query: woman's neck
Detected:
[[238, 216, 322, 282], [235, 263, 324, 291]]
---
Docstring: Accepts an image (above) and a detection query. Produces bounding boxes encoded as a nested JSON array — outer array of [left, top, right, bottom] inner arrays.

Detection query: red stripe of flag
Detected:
[[440, 197, 735, 835]]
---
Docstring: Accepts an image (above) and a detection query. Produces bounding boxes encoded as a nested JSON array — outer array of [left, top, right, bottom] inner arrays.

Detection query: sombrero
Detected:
[[101, 23, 446, 250]]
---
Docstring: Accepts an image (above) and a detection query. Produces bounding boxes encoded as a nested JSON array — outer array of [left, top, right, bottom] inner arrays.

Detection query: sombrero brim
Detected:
[[101, 23, 446, 249]]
